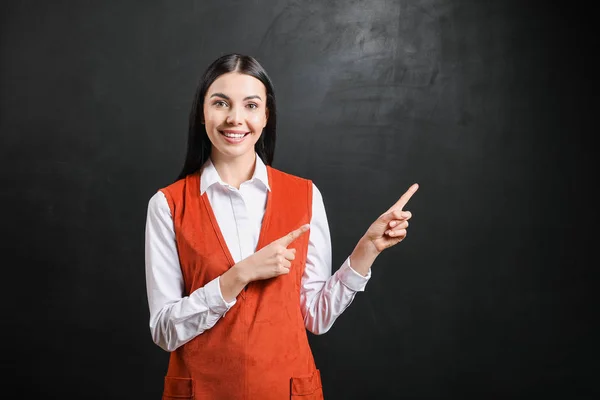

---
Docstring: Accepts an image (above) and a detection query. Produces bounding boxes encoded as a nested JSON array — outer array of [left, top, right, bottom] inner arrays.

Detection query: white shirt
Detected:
[[145, 155, 371, 352]]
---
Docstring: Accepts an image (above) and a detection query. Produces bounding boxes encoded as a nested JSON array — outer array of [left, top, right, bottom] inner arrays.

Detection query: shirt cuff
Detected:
[[338, 257, 371, 291], [204, 277, 236, 315]]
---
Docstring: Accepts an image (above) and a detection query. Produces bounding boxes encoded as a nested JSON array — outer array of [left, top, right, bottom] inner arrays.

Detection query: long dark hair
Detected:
[[176, 53, 277, 181]]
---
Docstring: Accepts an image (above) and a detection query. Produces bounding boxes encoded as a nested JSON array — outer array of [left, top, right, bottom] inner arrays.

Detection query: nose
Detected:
[[226, 107, 242, 125]]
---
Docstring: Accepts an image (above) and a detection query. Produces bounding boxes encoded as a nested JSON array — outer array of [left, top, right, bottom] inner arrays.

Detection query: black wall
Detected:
[[2, 0, 596, 398]]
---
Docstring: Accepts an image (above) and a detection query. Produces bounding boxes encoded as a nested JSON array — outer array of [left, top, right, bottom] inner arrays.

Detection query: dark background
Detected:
[[2, 0, 597, 399]]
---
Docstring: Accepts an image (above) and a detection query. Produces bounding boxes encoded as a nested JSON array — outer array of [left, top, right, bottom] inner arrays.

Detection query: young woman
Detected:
[[145, 53, 418, 400]]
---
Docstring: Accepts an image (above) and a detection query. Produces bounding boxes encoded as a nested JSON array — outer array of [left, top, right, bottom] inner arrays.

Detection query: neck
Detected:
[[210, 151, 256, 189]]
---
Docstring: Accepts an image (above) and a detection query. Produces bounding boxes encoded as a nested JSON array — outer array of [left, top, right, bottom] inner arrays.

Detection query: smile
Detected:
[[220, 130, 250, 144]]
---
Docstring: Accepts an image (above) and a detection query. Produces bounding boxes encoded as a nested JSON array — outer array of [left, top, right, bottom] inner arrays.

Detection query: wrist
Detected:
[[231, 261, 251, 286], [350, 236, 380, 275], [357, 236, 380, 259]]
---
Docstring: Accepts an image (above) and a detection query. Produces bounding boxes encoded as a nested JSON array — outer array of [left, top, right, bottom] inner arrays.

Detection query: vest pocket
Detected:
[[290, 369, 324, 399], [162, 376, 194, 400]]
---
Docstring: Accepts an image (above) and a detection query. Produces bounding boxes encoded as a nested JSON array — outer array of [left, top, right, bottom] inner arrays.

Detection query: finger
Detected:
[[284, 248, 296, 261], [277, 223, 310, 247], [387, 183, 419, 212], [382, 209, 412, 224], [385, 222, 408, 236], [388, 220, 409, 230], [275, 256, 292, 273], [278, 266, 290, 275], [388, 213, 412, 227], [384, 228, 407, 238]]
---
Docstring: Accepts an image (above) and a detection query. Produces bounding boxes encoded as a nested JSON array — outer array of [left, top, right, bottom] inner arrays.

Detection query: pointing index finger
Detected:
[[389, 183, 419, 212], [278, 223, 310, 247]]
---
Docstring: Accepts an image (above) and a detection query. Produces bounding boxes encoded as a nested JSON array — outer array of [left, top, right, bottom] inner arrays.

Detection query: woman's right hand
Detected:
[[235, 223, 310, 283], [220, 223, 311, 302]]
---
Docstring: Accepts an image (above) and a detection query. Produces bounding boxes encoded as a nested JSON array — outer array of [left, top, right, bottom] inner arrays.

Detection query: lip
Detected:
[[220, 130, 249, 134], [219, 130, 250, 144]]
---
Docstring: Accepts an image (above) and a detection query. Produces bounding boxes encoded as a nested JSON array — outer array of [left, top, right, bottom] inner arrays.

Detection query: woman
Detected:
[[145, 53, 418, 399]]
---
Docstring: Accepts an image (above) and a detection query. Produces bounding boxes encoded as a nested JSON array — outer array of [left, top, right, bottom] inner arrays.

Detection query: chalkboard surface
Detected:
[[1, 0, 596, 398]]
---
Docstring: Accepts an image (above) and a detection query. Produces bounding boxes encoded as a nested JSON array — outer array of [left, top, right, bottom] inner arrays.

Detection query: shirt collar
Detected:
[[200, 153, 271, 195]]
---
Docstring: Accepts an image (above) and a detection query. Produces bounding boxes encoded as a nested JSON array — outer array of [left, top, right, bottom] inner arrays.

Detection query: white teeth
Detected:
[[223, 132, 246, 138]]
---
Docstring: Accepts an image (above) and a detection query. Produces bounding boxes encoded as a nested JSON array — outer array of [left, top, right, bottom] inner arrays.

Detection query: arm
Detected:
[[300, 184, 371, 335], [300, 183, 419, 334], [144, 191, 235, 352]]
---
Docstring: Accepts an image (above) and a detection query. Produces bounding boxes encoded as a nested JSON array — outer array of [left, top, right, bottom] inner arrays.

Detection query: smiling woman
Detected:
[[144, 53, 418, 399]]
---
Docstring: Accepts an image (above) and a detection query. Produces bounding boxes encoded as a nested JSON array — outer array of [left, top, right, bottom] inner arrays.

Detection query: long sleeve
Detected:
[[144, 191, 235, 352], [300, 184, 371, 335]]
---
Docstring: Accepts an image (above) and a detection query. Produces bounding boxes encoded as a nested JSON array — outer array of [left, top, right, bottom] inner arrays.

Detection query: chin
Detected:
[[214, 146, 256, 159]]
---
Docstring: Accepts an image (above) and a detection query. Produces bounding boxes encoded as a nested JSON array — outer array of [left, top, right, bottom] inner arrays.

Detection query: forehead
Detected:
[[206, 72, 266, 98]]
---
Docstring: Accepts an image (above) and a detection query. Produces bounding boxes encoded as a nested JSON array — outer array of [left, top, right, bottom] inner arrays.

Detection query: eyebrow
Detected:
[[209, 93, 263, 101]]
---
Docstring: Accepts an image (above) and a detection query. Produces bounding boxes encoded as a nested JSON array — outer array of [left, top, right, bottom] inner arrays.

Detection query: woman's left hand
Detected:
[[364, 183, 419, 253], [350, 183, 419, 275]]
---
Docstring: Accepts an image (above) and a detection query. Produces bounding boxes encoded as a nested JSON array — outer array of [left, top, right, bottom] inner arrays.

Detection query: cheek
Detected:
[[202, 106, 220, 125], [202, 108, 210, 125], [248, 113, 267, 127]]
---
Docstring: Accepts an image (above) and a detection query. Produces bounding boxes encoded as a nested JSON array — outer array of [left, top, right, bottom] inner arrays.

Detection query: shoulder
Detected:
[[158, 174, 198, 205], [266, 167, 323, 199], [151, 175, 194, 216], [267, 167, 317, 211], [148, 190, 167, 206], [268, 166, 312, 186], [160, 177, 187, 196], [146, 190, 170, 219]]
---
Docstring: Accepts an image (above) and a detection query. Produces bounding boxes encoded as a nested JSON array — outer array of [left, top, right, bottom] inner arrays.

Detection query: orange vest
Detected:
[[159, 166, 324, 400]]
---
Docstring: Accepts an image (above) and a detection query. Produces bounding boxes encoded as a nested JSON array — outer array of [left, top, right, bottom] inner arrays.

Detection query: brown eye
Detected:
[[247, 103, 258, 109], [214, 100, 228, 108]]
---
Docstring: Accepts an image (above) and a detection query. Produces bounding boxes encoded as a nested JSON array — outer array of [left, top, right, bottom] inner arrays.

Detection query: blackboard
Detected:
[[2, 0, 596, 398]]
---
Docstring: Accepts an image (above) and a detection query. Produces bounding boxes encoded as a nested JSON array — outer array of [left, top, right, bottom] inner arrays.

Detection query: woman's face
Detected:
[[203, 72, 269, 162]]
